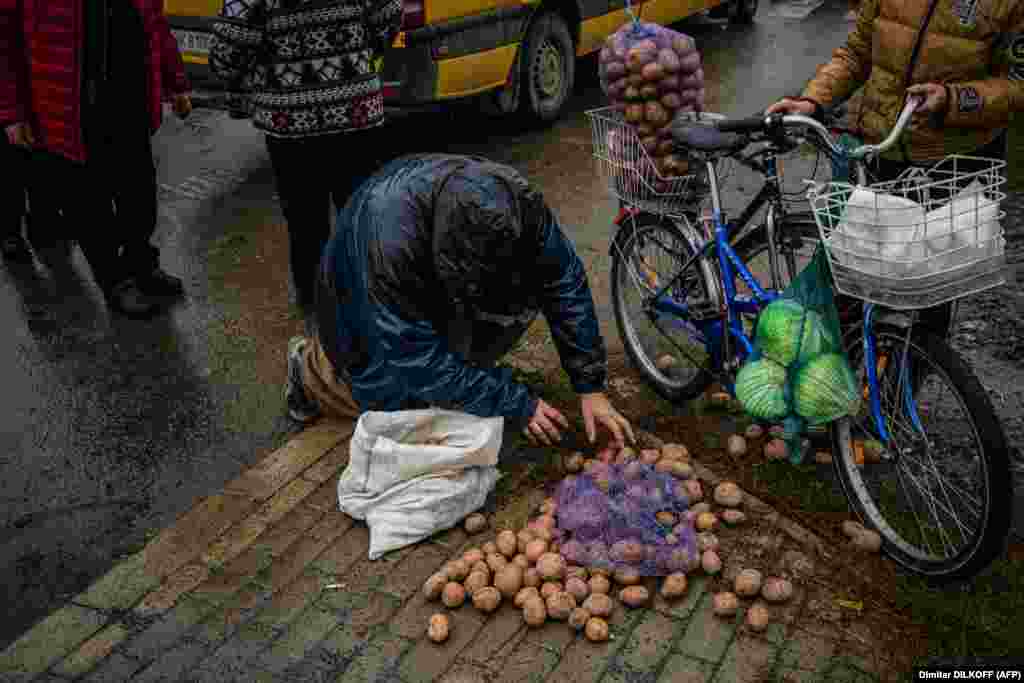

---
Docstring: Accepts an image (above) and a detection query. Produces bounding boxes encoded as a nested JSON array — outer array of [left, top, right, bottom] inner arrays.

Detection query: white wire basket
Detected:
[[586, 106, 703, 216], [807, 155, 1007, 310]]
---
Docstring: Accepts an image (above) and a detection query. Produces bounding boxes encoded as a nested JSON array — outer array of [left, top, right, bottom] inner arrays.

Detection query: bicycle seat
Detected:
[[670, 117, 744, 152]]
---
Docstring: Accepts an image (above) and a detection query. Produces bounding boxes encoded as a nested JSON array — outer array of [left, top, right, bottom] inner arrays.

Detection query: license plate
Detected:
[[172, 29, 212, 56]]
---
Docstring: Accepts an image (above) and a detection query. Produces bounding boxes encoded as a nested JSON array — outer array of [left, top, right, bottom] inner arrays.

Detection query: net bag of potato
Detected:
[[552, 459, 698, 576], [735, 247, 860, 463], [597, 19, 704, 196]]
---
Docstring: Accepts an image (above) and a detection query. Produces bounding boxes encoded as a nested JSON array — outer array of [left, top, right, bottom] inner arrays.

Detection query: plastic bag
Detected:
[[551, 460, 699, 576], [924, 179, 1001, 270], [598, 19, 704, 185], [337, 409, 503, 559], [735, 247, 860, 463], [832, 187, 928, 278]]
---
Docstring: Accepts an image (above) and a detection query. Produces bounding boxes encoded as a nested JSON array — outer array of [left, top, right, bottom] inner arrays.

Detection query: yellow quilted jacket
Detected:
[[803, 0, 1024, 162]]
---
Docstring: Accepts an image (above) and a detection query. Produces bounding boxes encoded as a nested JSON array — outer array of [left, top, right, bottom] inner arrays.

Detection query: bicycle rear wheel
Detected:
[[831, 324, 1012, 580], [610, 214, 718, 402]]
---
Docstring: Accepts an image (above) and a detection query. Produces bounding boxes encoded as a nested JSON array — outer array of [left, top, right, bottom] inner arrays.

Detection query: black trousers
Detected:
[[266, 125, 393, 312], [1, 136, 62, 242]]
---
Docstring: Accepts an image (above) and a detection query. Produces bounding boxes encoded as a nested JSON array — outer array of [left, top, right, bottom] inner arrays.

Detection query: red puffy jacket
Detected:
[[0, 0, 189, 164]]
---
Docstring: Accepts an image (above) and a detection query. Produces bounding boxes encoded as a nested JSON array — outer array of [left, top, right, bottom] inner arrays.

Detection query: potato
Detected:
[[640, 83, 659, 100], [604, 60, 626, 79], [701, 550, 722, 575], [660, 92, 683, 110], [471, 561, 491, 578], [696, 512, 718, 532], [583, 592, 613, 618], [533, 526, 554, 543], [487, 553, 508, 574], [735, 569, 763, 598], [640, 136, 658, 155], [566, 576, 590, 603], [626, 40, 657, 71], [745, 424, 764, 440], [644, 101, 670, 127], [714, 482, 744, 508], [588, 574, 611, 595], [671, 34, 696, 56], [712, 592, 740, 617], [513, 554, 530, 570], [463, 548, 484, 565], [482, 541, 498, 556], [463, 512, 488, 534], [640, 450, 661, 467], [496, 530, 518, 558], [546, 592, 577, 620], [852, 529, 882, 553], [671, 461, 694, 480], [565, 453, 585, 473], [540, 581, 563, 600], [657, 74, 681, 93], [606, 79, 628, 99], [684, 479, 704, 502], [678, 51, 701, 74], [764, 439, 787, 460], [464, 570, 490, 597], [656, 511, 678, 527], [663, 533, 679, 546], [445, 559, 471, 582], [623, 85, 642, 102], [619, 585, 650, 608], [696, 532, 720, 553], [423, 572, 448, 601], [495, 565, 524, 599], [657, 47, 682, 73], [523, 595, 547, 627], [655, 458, 675, 474], [537, 515, 557, 532], [641, 61, 665, 82], [523, 538, 547, 564], [661, 443, 690, 461], [472, 586, 502, 613], [536, 553, 566, 581], [566, 566, 589, 582], [746, 601, 770, 632], [761, 577, 794, 603], [627, 72, 646, 87], [516, 529, 535, 555], [442, 582, 466, 608], [523, 567, 541, 588], [569, 607, 591, 631], [611, 541, 645, 565], [515, 586, 540, 608], [721, 510, 747, 527], [616, 446, 638, 464], [614, 568, 641, 586], [661, 572, 688, 600], [841, 520, 867, 539], [428, 613, 450, 643], [585, 617, 610, 642]]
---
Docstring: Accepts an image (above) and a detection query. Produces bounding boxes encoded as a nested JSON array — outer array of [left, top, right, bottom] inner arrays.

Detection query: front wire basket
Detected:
[[586, 106, 709, 216], [807, 155, 1007, 310]]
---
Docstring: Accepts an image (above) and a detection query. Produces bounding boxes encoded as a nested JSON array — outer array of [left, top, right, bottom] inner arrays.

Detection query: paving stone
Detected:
[[201, 518, 270, 569], [397, 610, 486, 683], [142, 492, 257, 580], [776, 629, 836, 675], [76, 553, 162, 611], [254, 605, 339, 674], [81, 653, 146, 682], [522, 617, 577, 655], [347, 592, 403, 639], [601, 666, 659, 683], [269, 516, 351, 592], [653, 574, 709, 621], [775, 668, 821, 682], [120, 604, 208, 665], [308, 624, 370, 672], [130, 638, 211, 682], [430, 526, 469, 552], [621, 611, 679, 673], [458, 607, 525, 668], [306, 525, 371, 579], [184, 659, 279, 683], [301, 439, 353, 484], [200, 620, 278, 675], [254, 572, 325, 630], [491, 639, 560, 683], [379, 544, 451, 600], [713, 634, 777, 682], [392, 593, 446, 641], [547, 636, 620, 683], [190, 587, 270, 647], [657, 654, 714, 683], [0, 604, 107, 677], [135, 563, 213, 614], [280, 658, 342, 683], [255, 503, 326, 558], [190, 544, 273, 604], [252, 478, 322, 528], [302, 478, 346, 514], [676, 594, 738, 664], [52, 623, 130, 678], [342, 628, 415, 683], [437, 661, 492, 683]]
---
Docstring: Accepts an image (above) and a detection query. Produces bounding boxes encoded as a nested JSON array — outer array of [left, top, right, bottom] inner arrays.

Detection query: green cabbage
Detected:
[[735, 358, 788, 420], [755, 299, 833, 367], [793, 352, 861, 425]]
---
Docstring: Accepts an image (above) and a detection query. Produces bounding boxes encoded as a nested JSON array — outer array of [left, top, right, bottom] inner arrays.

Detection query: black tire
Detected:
[[831, 325, 1012, 581], [729, 0, 759, 24], [731, 211, 819, 289], [518, 12, 575, 125], [611, 214, 717, 402]]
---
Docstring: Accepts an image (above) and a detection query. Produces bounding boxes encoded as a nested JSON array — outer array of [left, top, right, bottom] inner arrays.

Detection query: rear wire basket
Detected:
[[807, 155, 1007, 310], [586, 106, 704, 216]]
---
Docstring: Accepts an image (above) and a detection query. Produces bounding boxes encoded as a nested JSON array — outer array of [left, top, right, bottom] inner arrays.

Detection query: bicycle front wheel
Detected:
[[611, 214, 718, 402], [831, 325, 1012, 580]]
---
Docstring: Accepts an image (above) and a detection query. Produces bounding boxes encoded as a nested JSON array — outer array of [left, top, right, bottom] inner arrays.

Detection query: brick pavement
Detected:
[[0, 420, 901, 683]]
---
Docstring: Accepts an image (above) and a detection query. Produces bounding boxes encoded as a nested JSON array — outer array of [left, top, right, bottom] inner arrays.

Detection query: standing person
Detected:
[[0, 0, 191, 318], [767, 0, 1024, 337], [1, 131, 32, 264], [209, 0, 403, 329]]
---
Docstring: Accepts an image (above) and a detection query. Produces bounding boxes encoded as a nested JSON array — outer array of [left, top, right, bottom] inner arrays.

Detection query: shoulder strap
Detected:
[[899, 0, 943, 161]]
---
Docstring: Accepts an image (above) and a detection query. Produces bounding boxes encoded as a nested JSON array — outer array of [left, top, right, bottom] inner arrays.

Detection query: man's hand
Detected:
[[173, 93, 193, 119], [905, 83, 947, 114], [5, 122, 34, 148], [580, 392, 635, 450], [765, 98, 817, 116], [524, 399, 569, 446]]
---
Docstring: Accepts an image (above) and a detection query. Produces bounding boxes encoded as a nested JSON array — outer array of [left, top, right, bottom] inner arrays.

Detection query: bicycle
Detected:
[[586, 97, 1014, 580]]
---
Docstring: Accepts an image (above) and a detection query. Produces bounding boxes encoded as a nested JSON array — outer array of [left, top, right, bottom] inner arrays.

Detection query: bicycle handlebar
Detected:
[[716, 115, 770, 134]]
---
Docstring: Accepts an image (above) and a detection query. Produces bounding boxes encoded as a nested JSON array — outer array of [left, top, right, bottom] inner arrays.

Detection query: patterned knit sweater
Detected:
[[209, 0, 402, 137]]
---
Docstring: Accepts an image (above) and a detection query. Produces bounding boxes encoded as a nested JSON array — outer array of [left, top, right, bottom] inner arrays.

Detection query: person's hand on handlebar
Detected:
[[905, 83, 948, 114], [765, 97, 818, 117]]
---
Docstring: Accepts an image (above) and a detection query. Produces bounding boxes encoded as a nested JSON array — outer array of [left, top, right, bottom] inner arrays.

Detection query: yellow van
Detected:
[[167, 0, 757, 121]]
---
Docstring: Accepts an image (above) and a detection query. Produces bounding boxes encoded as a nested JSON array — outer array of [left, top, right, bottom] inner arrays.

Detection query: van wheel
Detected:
[[519, 11, 575, 125]]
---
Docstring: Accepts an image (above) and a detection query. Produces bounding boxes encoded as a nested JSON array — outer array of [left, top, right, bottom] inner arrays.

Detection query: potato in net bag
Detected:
[[552, 458, 698, 576]]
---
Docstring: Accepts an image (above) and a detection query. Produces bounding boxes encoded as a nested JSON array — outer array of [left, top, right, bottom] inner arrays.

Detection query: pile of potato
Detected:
[[422, 442, 798, 645], [599, 21, 704, 190]]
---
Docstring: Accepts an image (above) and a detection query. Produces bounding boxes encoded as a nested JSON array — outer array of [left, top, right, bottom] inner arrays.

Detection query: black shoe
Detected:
[[1, 234, 33, 265], [137, 267, 185, 298], [105, 279, 161, 318]]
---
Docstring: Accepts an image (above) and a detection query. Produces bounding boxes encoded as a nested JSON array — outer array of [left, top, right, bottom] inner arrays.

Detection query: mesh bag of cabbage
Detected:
[[735, 246, 861, 463], [552, 460, 699, 576]]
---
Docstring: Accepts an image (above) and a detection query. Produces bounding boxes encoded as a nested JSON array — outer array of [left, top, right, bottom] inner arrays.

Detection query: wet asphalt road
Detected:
[[3, 0, 994, 650]]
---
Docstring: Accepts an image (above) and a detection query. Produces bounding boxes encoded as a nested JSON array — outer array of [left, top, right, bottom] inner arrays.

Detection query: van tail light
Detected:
[[402, 0, 425, 29]]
